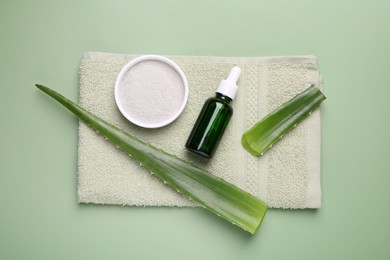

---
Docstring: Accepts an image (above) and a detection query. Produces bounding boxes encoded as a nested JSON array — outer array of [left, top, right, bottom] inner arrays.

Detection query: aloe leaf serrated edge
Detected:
[[36, 84, 267, 234], [241, 85, 326, 156]]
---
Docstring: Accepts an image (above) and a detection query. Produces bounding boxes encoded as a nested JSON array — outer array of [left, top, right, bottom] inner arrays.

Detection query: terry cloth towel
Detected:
[[78, 52, 323, 209]]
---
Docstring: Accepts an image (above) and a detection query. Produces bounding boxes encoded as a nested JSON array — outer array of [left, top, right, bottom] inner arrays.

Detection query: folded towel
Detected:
[[78, 52, 323, 209]]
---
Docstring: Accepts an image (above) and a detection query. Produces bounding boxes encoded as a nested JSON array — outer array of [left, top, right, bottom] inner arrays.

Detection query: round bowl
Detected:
[[114, 55, 189, 128]]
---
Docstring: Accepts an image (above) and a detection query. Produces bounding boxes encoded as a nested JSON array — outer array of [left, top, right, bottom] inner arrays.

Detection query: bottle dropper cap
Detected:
[[216, 66, 241, 100]]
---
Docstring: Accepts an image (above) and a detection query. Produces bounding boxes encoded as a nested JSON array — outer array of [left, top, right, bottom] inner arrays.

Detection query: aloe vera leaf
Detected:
[[36, 84, 267, 234], [242, 85, 326, 156]]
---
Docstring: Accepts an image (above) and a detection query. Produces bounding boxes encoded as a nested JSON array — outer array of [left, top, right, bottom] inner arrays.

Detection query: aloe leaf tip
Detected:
[[242, 85, 326, 157]]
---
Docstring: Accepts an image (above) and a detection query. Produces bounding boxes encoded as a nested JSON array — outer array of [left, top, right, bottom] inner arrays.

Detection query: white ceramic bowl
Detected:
[[115, 55, 189, 128]]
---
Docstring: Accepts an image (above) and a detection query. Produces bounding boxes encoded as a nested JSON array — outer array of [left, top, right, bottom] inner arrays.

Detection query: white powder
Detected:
[[118, 60, 185, 126]]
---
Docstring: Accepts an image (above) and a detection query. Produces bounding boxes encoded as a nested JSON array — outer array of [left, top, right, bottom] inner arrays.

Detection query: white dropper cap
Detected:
[[215, 66, 241, 100]]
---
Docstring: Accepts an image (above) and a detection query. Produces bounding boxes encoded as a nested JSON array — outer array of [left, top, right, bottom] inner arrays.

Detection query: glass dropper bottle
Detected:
[[185, 66, 241, 159]]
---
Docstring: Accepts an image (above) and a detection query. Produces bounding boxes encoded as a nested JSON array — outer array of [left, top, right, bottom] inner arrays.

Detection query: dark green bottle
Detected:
[[185, 66, 241, 159]]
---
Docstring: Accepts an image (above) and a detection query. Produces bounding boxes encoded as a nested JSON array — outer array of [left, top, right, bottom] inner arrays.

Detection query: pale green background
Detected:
[[1, 0, 389, 259]]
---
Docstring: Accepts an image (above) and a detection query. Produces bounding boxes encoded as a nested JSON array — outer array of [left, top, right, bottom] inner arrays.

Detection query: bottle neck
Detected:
[[215, 93, 232, 103]]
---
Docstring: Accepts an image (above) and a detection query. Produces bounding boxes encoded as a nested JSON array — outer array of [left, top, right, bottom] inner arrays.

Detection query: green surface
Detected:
[[1, 0, 389, 259]]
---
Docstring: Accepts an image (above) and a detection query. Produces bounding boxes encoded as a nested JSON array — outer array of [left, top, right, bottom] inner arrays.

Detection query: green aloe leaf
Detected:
[[242, 85, 326, 156], [36, 84, 267, 234]]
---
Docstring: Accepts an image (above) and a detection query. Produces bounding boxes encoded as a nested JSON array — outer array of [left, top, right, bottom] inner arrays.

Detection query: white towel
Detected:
[[78, 52, 323, 209]]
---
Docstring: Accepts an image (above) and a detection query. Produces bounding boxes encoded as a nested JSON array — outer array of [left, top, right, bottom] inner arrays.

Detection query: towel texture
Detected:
[[78, 52, 323, 209]]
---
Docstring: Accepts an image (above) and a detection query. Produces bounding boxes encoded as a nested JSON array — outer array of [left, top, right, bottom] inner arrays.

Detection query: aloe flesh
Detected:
[[36, 84, 267, 234], [242, 85, 326, 156]]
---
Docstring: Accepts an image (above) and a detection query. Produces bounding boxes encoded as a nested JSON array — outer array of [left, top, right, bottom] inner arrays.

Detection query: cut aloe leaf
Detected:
[[36, 84, 267, 234], [242, 85, 326, 156]]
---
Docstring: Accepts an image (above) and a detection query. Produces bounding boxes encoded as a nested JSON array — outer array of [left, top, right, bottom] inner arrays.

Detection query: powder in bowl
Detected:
[[114, 55, 189, 128]]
